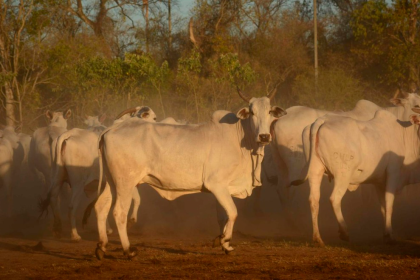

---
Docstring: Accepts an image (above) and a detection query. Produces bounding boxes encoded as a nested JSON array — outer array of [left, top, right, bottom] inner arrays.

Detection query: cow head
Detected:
[[114, 106, 157, 123], [236, 87, 286, 145], [84, 113, 106, 128], [134, 106, 157, 122], [46, 109, 72, 128], [390, 89, 420, 108], [410, 107, 420, 125]]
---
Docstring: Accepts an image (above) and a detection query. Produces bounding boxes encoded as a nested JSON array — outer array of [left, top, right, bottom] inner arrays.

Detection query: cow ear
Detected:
[[46, 110, 53, 120], [412, 107, 420, 114], [390, 98, 406, 106], [140, 112, 150, 119], [270, 106, 287, 118], [236, 107, 250, 119], [410, 114, 420, 125], [64, 109, 72, 119], [99, 113, 106, 124]]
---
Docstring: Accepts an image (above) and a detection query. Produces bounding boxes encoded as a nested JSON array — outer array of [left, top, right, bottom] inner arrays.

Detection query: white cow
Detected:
[[298, 107, 420, 246], [0, 127, 20, 217], [84, 114, 107, 132], [270, 91, 420, 221], [28, 110, 72, 195], [93, 90, 286, 259], [41, 107, 156, 240]]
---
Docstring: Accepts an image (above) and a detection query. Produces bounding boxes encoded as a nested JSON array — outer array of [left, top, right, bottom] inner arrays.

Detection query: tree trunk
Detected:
[[4, 81, 15, 127], [409, 0, 418, 85], [168, 0, 172, 52], [0, 33, 15, 127], [143, 0, 149, 53]]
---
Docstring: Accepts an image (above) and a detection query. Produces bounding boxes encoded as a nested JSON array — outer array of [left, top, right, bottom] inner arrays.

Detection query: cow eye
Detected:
[[415, 105, 420, 108], [154, 118, 157, 121]]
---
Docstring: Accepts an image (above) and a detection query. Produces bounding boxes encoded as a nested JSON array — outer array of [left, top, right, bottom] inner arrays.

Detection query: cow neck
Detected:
[[238, 117, 265, 187], [88, 125, 107, 134], [1, 128, 19, 150], [399, 121, 420, 183], [385, 105, 411, 121]]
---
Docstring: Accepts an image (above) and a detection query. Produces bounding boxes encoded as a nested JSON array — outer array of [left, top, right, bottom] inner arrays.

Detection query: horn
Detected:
[[189, 18, 199, 48], [267, 81, 281, 100], [236, 85, 251, 103], [412, 107, 420, 114], [115, 107, 140, 120], [393, 89, 400, 99]]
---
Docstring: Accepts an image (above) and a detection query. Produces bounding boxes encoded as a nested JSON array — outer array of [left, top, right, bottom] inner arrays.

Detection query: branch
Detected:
[[72, 0, 96, 30], [112, 0, 135, 28]]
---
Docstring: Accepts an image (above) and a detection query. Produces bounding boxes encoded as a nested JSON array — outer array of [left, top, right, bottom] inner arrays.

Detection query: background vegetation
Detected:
[[1, 0, 419, 131]]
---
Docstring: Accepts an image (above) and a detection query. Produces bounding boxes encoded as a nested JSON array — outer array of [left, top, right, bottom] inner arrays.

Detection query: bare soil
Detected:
[[1, 224, 420, 279], [2, 180, 420, 279]]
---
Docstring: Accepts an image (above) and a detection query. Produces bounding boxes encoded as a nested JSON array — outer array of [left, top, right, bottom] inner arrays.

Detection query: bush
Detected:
[[293, 67, 364, 111]]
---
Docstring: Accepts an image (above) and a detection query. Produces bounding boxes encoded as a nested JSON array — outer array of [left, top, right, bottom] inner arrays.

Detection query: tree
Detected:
[[351, 0, 420, 86], [0, 0, 34, 127]]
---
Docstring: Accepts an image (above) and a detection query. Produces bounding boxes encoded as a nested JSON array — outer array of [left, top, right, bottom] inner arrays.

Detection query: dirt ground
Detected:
[[1, 229, 420, 279], [2, 180, 420, 279]]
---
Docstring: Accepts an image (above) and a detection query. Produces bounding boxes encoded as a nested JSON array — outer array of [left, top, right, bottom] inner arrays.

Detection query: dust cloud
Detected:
[[2, 168, 420, 246]]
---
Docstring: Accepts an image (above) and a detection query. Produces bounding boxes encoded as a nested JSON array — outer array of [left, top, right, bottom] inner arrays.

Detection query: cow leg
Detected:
[[128, 187, 140, 228], [3, 169, 12, 218], [211, 188, 237, 254], [375, 185, 386, 226], [6, 173, 12, 218], [113, 183, 137, 258], [48, 180, 64, 239], [94, 182, 112, 260], [308, 168, 324, 246], [276, 179, 297, 229], [384, 180, 398, 244], [330, 180, 349, 242], [106, 219, 113, 235], [215, 201, 227, 235], [69, 186, 84, 241]]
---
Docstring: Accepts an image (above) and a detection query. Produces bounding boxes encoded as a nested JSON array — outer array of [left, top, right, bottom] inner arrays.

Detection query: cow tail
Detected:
[[291, 118, 325, 186], [38, 133, 67, 219], [82, 133, 105, 227], [97, 134, 104, 197]]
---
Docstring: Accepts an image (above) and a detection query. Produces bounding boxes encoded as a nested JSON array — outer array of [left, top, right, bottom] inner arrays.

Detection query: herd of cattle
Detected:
[[1, 88, 420, 259]]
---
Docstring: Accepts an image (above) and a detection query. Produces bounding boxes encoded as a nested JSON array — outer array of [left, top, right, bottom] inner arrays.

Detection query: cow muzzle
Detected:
[[258, 134, 271, 145]]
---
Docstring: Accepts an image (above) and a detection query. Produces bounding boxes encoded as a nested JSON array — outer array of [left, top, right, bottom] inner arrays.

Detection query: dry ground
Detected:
[[2, 179, 420, 279], [1, 231, 420, 279]]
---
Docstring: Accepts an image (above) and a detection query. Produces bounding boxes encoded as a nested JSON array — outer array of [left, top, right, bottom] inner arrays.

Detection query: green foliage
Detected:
[[7, 0, 420, 128], [178, 49, 202, 76], [294, 68, 364, 111], [351, 0, 420, 84], [211, 53, 256, 85]]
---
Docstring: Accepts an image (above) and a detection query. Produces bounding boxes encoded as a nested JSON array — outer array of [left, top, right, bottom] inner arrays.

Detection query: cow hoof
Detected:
[[71, 235, 82, 242], [95, 247, 105, 260], [313, 237, 325, 247], [222, 246, 234, 255], [384, 234, 396, 245], [339, 231, 350, 242], [212, 235, 223, 248], [124, 247, 138, 260]]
